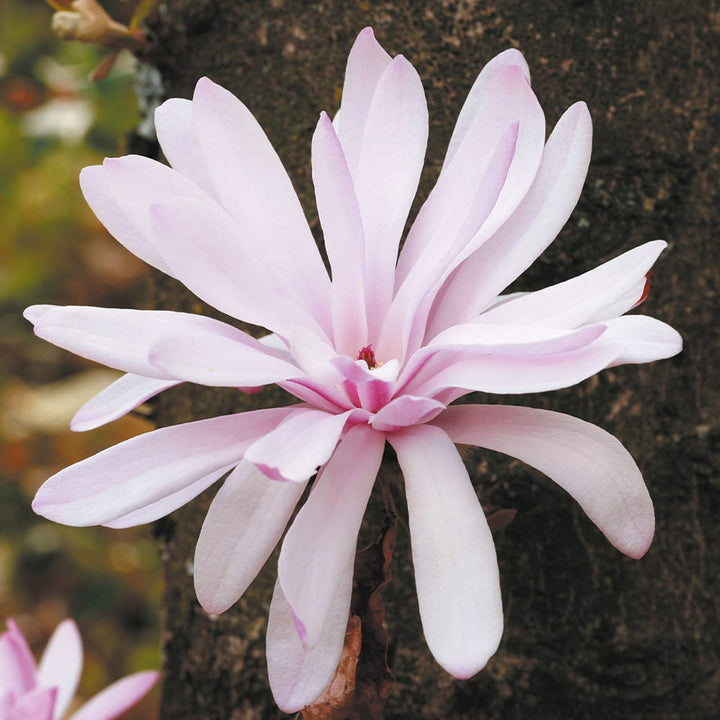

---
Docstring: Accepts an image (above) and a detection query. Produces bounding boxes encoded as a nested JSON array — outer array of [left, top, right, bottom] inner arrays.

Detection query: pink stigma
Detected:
[[357, 345, 377, 369]]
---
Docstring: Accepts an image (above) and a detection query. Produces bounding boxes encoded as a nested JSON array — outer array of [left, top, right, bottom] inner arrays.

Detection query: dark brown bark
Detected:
[[133, 1, 719, 718]]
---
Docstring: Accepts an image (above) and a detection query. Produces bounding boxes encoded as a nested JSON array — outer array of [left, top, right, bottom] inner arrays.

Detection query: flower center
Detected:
[[357, 345, 377, 369]]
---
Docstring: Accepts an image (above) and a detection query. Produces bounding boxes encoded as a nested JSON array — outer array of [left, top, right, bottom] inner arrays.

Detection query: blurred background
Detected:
[[0, 1, 160, 717]]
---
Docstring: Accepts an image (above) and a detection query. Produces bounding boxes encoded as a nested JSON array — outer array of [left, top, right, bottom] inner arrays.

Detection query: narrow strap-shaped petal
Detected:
[[154, 97, 216, 196], [148, 329, 302, 388], [71, 374, 179, 432], [0, 620, 37, 694], [473, 240, 666, 329], [68, 670, 158, 720], [37, 619, 82, 720], [190, 77, 332, 337], [102, 467, 228, 529], [266, 578, 350, 713], [600, 315, 683, 366], [244, 408, 354, 483], [434, 404, 655, 557], [194, 461, 307, 614], [148, 197, 327, 339], [277, 424, 384, 648], [350, 54, 428, 333], [10, 687, 57, 720], [389, 425, 503, 678], [334, 28, 392, 170], [444, 48, 530, 168], [25, 305, 272, 380], [312, 112, 368, 355], [428, 101, 593, 331], [79, 155, 214, 277], [370, 395, 445, 432], [32, 407, 293, 526], [405, 333, 620, 397]]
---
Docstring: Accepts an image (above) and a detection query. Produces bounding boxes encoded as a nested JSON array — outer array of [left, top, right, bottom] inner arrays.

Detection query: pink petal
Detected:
[[79, 155, 212, 276], [244, 408, 353, 483], [311, 112, 368, 355], [434, 404, 655, 557], [428, 101, 593, 329], [349, 54, 428, 332], [32, 408, 292, 526], [37, 619, 82, 720], [266, 578, 350, 713], [474, 240, 667, 329], [443, 48, 530, 168], [190, 77, 332, 337], [10, 687, 57, 720], [154, 97, 216, 196], [194, 461, 307, 614], [406, 333, 620, 397], [389, 425, 503, 678], [25, 305, 259, 379], [0, 620, 36, 694], [71, 374, 179, 432], [148, 197, 326, 339], [333, 27, 392, 172], [68, 671, 157, 720], [600, 315, 683, 366], [103, 467, 228, 529], [277, 424, 384, 648], [370, 395, 445, 432], [148, 329, 302, 387]]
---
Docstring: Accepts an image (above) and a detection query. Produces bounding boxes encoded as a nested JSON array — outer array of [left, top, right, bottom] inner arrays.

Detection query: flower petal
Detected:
[[32, 408, 292, 526], [389, 424, 503, 678], [406, 335, 621, 397], [148, 197, 326, 339], [154, 97, 216, 196], [0, 620, 36, 694], [370, 395, 445, 432], [312, 112, 368, 355], [434, 404, 655, 557], [277, 424, 384, 647], [194, 461, 307, 614], [102, 467, 227, 529], [474, 240, 667, 329], [244, 408, 353, 483], [266, 578, 350, 713], [79, 155, 212, 276], [71, 374, 179, 431], [37, 619, 82, 720], [25, 305, 262, 380], [68, 670, 158, 720], [148, 328, 302, 387], [190, 76, 331, 336], [428, 101, 593, 329], [600, 315, 683, 366], [11, 687, 57, 720]]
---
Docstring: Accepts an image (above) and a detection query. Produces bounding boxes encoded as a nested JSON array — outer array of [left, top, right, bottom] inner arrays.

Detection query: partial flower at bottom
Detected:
[[25, 27, 682, 712], [0, 618, 157, 720]]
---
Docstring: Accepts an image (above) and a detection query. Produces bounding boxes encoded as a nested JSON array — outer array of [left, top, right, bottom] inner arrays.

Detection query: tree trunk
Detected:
[[134, 1, 719, 717]]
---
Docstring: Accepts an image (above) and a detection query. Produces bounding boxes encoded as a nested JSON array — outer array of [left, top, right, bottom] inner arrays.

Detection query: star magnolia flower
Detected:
[[0, 618, 157, 720], [25, 28, 681, 711]]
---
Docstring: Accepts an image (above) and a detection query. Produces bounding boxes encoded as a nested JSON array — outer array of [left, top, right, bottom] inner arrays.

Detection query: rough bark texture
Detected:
[[132, 1, 719, 718]]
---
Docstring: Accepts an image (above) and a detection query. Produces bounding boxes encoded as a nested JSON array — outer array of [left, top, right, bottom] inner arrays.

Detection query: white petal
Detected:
[[194, 461, 307, 614], [389, 425, 503, 678], [37, 619, 83, 720], [434, 404, 655, 557]]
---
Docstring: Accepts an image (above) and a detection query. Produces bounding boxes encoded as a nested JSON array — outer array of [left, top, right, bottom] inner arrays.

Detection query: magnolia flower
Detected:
[[0, 618, 157, 720], [26, 28, 681, 711]]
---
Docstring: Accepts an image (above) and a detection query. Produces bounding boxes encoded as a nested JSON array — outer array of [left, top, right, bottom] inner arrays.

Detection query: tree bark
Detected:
[[134, 1, 719, 717]]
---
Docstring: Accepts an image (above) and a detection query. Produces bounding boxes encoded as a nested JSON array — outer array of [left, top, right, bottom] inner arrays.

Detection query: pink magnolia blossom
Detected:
[[0, 618, 157, 720], [26, 28, 681, 711]]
